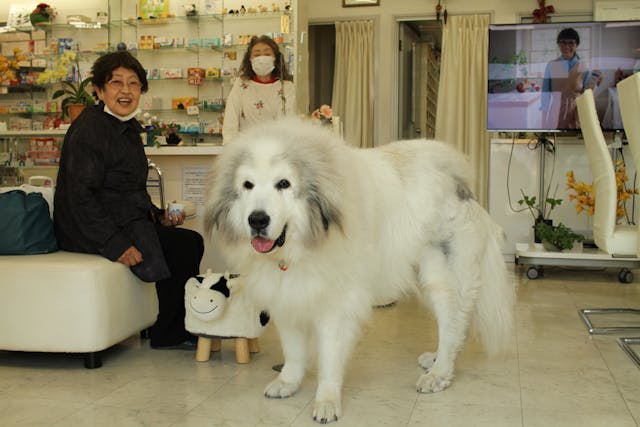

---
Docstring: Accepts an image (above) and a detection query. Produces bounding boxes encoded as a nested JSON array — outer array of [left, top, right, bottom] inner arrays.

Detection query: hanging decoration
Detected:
[[435, 0, 448, 25], [532, 0, 555, 23]]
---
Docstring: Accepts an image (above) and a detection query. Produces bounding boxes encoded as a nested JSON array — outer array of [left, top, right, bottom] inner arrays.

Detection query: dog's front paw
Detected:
[[264, 377, 299, 398], [313, 400, 341, 424], [416, 371, 451, 393], [418, 351, 436, 370]]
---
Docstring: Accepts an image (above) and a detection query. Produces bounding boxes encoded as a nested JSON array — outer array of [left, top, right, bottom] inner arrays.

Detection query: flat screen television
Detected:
[[487, 21, 640, 132]]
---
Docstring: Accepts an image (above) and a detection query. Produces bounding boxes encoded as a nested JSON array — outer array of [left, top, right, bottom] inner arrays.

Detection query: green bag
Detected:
[[0, 189, 58, 255]]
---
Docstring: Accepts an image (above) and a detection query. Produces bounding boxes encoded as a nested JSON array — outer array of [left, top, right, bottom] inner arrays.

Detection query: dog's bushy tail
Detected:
[[472, 208, 515, 354]]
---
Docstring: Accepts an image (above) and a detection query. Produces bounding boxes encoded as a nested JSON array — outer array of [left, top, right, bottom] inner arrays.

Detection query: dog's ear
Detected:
[[204, 192, 230, 236], [308, 187, 343, 233], [300, 147, 344, 240], [204, 155, 241, 242]]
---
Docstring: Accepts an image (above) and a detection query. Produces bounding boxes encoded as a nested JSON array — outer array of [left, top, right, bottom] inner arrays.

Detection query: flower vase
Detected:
[[534, 216, 552, 243], [30, 13, 51, 26], [68, 104, 86, 122], [167, 132, 181, 145]]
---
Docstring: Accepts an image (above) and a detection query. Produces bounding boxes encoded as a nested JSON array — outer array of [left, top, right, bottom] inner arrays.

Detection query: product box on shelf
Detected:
[[58, 38, 73, 53], [29, 137, 59, 165], [172, 97, 197, 110], [205, 68, 221, 79], [139, 35, 154, 50], [223, 51, 237, 60], [154, 36, 174, 49], [187, 68, 205, 86], [8, 117, 31, 131], [162, 68, 183, 79]]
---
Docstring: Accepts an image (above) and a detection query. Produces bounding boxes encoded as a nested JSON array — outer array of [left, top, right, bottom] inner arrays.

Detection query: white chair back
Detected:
[[617, 73, 640, 255], [576, 89, 617, 253], [618, 73, 640, 178]]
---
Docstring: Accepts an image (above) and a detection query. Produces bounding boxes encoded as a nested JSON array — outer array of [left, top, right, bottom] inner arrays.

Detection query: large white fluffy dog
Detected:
[[204, 119, 514, 423]]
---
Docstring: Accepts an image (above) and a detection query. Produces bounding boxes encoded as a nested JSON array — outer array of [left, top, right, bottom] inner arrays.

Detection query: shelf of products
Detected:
[[115, 2, 295, 144], [0, 0, 299, 175]]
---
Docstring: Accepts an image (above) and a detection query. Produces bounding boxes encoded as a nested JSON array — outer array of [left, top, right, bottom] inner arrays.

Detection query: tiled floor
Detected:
[[1, 264, 640, 426]]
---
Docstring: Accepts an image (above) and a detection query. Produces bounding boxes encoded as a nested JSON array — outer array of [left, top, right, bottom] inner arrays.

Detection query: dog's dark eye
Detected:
[[243, 181, 254, 190], [276, 179, 291, 190]]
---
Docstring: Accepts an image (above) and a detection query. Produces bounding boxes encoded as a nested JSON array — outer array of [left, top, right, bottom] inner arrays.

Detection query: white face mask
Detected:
[[104, 104, 140, 122], [251, 55, 275, 77]]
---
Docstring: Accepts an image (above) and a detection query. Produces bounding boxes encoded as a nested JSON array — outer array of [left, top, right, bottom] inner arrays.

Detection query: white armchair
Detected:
[[576, 88, 639, 330], [614, 73, 640, 366], [576, 89, 637, 256]]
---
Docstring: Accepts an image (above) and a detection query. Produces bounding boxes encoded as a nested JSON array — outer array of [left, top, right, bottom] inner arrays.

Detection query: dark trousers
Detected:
[[149, 225, 204, 347]]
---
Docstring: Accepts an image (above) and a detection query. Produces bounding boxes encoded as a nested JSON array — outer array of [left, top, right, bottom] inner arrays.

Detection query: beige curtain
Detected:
[[332, 20, 374, 148], [435, 15, 490, 207]]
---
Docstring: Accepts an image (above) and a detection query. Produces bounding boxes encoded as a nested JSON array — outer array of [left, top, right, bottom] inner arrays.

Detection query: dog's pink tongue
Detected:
[[252, 237, 275, 253]]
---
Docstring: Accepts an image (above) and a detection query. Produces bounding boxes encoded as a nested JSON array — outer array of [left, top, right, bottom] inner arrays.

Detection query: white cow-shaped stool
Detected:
[[184, 271, 269, 363]]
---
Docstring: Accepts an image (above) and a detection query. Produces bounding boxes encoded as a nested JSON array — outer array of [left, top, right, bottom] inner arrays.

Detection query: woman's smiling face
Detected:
[[558, 39, 578, 60], [94, 66, 142, 117]]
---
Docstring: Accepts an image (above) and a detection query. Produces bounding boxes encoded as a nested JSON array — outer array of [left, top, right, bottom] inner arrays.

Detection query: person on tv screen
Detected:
[[540, 28, 600, 129]]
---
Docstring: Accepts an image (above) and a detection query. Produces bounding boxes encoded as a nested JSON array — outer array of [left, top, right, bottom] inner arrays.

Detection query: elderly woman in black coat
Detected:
[[54, 51, 203, 349]]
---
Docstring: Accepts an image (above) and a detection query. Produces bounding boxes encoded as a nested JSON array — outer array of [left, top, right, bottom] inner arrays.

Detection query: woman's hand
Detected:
[[117, 245, 143, 267], [159, 208, 185, 227]]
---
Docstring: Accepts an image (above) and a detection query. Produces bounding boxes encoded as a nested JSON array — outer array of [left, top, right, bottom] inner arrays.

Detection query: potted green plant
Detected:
[[518, 190, 583, 251], [535, 222, 584, 251], [518, 190, 562, 242], [52, 77, 95, 122]]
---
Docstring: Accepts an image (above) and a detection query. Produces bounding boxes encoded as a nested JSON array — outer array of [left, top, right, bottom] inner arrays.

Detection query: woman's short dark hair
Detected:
[[91, 51, 148, 93], [557, 28, 580, 45], [239, 35, 292, 81]]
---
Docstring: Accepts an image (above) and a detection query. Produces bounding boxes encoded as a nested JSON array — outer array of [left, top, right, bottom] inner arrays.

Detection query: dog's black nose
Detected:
[[248, 210, 270, 231]]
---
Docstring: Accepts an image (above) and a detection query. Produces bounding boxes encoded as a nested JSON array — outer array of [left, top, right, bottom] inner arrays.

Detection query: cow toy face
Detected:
[[185, 273, 236, 321]]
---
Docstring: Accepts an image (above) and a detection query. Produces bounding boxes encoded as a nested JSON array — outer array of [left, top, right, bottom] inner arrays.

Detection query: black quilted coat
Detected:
[[54, 103, 170, 282]]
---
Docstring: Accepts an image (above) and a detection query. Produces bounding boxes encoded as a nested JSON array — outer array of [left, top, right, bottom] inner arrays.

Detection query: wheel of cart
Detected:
[[618, 268, 634, 284], [526, 266, 542, 280]]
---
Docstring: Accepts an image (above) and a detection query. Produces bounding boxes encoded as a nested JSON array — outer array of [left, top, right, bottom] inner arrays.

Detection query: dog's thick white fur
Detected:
[[204, 118, 514, 424]]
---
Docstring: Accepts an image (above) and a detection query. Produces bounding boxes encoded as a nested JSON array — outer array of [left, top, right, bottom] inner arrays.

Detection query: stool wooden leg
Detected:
[[235, 338, 250, 364], [195, 337, 212, 362], [249, 338, 260, 353], [211, 337, 222, 352]]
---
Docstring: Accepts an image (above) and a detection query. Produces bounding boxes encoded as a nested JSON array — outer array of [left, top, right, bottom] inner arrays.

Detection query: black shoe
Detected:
[[151, 338, 197, 350], [272, 363, 284, 372], [150, 340, 196, 350]]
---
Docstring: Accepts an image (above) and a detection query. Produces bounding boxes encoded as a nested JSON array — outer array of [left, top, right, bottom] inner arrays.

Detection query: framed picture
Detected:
[[343, 0, 380, 7]]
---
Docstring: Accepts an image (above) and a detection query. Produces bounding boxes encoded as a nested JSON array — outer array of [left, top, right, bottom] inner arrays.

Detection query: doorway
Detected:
[[308, 23, 336, 113], [397, 20, 442, 140]]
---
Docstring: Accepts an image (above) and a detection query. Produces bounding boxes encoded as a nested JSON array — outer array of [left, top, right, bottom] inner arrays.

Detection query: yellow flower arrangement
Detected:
[[566, 160, 638, 218], [0, 48, 27, 85], [36, 50, 78, 84]]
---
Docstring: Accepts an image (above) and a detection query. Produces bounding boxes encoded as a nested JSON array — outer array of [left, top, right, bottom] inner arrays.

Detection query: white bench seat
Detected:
[[0, 251, 158, 368]]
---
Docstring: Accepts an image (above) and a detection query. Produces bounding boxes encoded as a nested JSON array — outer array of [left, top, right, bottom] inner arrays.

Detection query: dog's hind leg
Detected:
[[415, 245, 476, 393], [264, 321, 308, 399]]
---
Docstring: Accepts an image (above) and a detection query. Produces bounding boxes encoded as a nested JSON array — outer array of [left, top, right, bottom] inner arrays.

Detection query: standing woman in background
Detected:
[[222, 35, 296, 143]]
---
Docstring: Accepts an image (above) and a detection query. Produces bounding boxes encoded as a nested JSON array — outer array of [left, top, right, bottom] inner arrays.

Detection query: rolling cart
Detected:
[[514, 242, 640, 283]]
